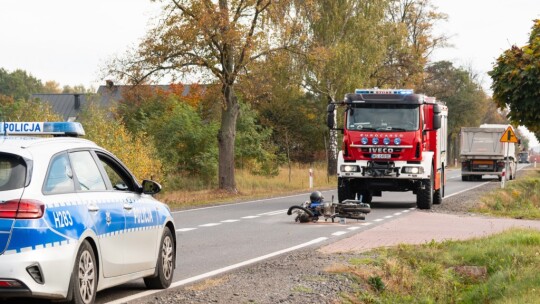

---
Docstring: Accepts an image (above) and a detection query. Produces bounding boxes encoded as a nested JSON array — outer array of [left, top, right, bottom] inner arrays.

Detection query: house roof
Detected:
[[96, 84, 175, 104], [31, 93, 88, 121], [33, 83, 201, 122]]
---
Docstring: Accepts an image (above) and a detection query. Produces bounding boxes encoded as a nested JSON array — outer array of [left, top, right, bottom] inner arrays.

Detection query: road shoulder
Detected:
[[320, 211, 540, 254]]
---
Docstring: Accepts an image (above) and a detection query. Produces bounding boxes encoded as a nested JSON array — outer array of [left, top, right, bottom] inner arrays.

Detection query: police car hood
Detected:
[[0, 189, 25, 255]]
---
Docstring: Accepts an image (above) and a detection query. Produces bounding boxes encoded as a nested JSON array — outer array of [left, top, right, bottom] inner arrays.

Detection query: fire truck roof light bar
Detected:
[[355, 89, 414, 95]]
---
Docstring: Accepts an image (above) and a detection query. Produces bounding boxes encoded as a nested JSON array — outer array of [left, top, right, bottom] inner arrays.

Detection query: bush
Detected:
[[78, 99, 164, 183], [235, 101, 279, 176], [0, 96, 62, 121], [150, 100, 219, 184]]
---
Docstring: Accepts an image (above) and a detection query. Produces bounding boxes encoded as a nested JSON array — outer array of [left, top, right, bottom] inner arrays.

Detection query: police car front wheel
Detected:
[[69, 240, 97, 304], [144, 228, 175, 289]]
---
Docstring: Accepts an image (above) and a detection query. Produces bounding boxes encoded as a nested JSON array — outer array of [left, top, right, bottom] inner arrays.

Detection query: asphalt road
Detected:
[[93, 165, 532, 304]]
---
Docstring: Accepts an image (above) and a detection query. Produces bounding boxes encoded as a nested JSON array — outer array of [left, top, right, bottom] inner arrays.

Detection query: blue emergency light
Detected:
[[355, 89, 414, 95], [1, 122, 85, 137]]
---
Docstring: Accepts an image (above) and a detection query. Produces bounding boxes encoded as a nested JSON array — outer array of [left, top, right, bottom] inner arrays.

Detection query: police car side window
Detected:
[[69, 151, 107, 191], [96, 153, 135, 192], [44, 153, 75, 194]]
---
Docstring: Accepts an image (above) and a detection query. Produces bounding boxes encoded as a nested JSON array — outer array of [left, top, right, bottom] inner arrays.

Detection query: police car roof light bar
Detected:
[[1, 122, 85, 137], [355, 88, 414, 95]]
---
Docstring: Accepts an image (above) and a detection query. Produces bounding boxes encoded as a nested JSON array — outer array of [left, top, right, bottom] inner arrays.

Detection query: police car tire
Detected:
[[69, 240, 97, 304], [144, 228, 175, 289]]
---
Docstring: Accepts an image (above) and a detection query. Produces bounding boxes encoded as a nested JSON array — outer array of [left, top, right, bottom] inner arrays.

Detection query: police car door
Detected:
[[93, 151, 160, 274], [68, 150, 129, 278]]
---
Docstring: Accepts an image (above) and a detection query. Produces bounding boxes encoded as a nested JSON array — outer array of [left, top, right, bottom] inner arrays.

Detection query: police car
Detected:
[[0, 122, 176, 303]]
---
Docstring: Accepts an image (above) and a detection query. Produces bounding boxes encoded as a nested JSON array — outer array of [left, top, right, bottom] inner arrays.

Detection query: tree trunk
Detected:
[[218, 84, 240, 193], [328, 129, 338, 175], [327, 106, 338, 176]]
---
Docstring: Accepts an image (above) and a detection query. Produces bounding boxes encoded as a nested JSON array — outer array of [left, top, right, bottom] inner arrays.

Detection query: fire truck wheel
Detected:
[[433, 169, 444, 205], [417, 170, 433, 210], [433, 188, 442, 205]]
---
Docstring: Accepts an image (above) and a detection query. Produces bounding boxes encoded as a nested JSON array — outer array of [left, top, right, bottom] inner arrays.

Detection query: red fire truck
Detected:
[[327, 89, 448, 209]]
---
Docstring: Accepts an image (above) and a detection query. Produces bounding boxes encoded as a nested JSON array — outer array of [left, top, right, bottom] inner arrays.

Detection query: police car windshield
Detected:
[[0, 153, 26, 191], [347, 104, 419, 131]]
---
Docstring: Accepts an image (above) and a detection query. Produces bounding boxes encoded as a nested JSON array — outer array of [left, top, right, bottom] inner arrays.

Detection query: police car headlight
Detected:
[[341, 165, 360, 172], [402, 167, 423, 174]]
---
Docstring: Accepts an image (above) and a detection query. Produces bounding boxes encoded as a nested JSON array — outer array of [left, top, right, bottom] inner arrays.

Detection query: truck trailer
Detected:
[[460, 124, 517, 181]]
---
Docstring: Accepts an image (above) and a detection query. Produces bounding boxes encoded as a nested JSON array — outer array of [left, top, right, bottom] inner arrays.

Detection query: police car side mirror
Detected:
[[142, 180, 161, 195]]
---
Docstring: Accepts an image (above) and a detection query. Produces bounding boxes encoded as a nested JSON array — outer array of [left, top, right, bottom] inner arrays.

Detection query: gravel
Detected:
[[131, 175, 516, 304]]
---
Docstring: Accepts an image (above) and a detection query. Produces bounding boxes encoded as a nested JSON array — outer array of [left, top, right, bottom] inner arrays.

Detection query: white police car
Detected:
[[0, 122, 176, 303]]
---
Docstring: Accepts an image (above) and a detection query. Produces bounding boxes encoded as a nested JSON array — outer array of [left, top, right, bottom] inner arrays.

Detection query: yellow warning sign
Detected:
[[500, 126, 519, 143]]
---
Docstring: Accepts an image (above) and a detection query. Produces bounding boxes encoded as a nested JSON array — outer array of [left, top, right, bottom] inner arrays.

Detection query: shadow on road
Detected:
[[369, 201, 416, 209]]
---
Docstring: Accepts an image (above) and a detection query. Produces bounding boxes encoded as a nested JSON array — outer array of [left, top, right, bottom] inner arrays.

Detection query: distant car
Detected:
[[518, 152, 530, 164], [0, 122, 176, 304]]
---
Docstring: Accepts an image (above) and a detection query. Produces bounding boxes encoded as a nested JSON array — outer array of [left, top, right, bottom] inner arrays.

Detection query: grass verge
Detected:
[[472, 167, 540, 219], [158, 162, 336, 210], [335, 229, 540, 304], [330, 166, 540, 303]]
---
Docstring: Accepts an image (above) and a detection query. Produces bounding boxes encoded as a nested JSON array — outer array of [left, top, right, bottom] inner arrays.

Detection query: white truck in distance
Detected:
[[460, 124, 517, 181]]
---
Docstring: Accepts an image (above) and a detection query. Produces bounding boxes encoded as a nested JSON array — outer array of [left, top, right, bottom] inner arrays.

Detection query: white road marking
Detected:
[[332, 231, 348, 236], [443, 181, 491, 199], [393, 212, 402, 216], [175, 228, 197, 232], [241, 215, 260, 219], [384, 215, 393, 219], [199, 223, 222, 227], [257, 210, 287, 216], [374, 218, 384, 222], [105, 237, 329, 304], [221, 219, 240, 223], [172, 192, 324, 214]]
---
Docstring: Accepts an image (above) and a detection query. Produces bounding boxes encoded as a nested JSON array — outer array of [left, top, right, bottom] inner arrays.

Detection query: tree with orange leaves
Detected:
[[107, 0, 309, 193]]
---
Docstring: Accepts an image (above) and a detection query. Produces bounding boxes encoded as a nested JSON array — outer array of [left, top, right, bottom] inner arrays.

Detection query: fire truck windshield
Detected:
[[347, 104, 419, 131]]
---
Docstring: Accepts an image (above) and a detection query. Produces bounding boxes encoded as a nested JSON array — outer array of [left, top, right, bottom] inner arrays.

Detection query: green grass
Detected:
[[338, 229, 540, 304], [472, 168, 540, 219], [334, 168, 540, 303], [158, 162, 337, 210]]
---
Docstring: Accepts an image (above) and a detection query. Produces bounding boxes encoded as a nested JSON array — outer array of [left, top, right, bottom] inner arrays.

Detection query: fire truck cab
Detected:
[[327, 89, 448, 209]]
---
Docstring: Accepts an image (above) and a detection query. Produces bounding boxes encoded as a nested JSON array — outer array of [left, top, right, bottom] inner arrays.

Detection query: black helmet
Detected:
[[310, 191, 324, 202]]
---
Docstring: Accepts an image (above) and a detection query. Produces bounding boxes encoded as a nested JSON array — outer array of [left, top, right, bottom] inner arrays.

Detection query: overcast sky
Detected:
[[0, 0, 539, 144]]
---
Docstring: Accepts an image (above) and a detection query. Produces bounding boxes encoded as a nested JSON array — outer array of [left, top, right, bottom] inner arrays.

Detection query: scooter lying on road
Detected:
[[287, 191, 371, 223]]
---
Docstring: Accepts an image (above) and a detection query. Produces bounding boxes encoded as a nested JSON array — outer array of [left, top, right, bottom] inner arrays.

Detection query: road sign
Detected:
[[500, 126, 519, 143]]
